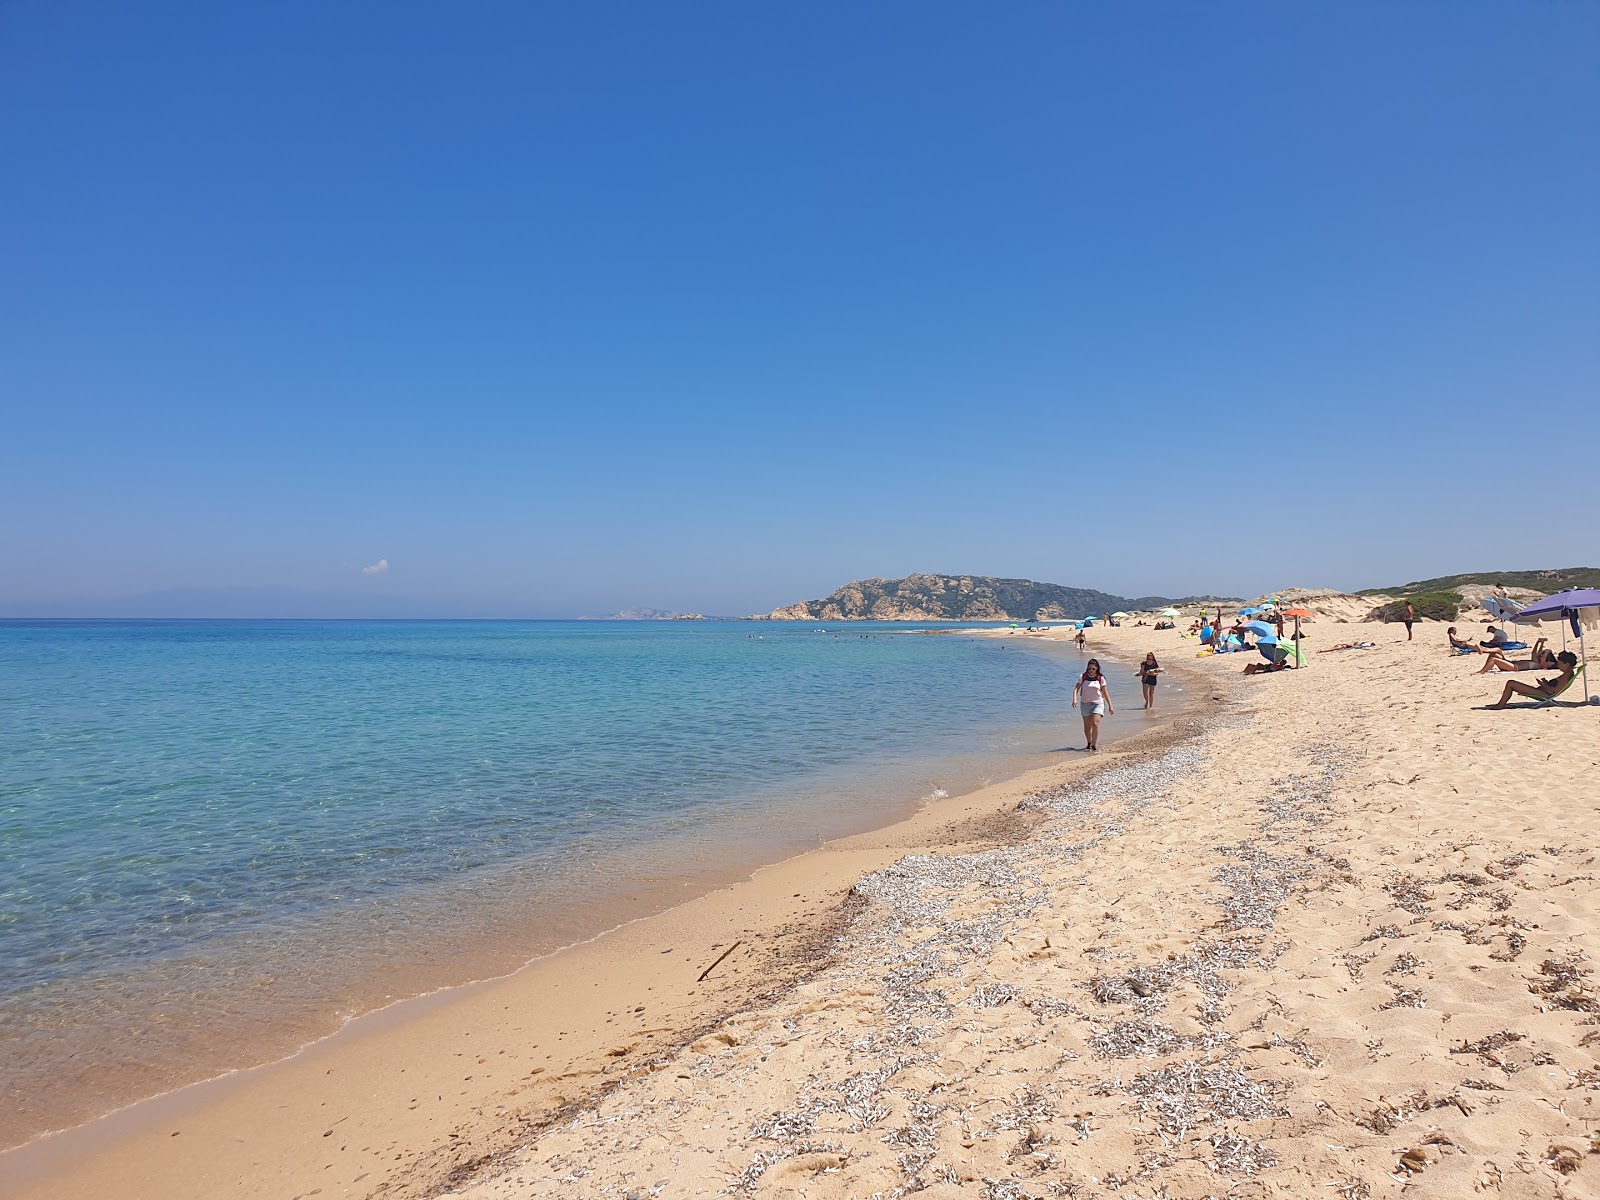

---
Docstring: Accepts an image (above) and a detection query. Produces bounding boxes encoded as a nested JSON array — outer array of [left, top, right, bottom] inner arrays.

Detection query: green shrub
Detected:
[[1367, 590, 1461, 623]]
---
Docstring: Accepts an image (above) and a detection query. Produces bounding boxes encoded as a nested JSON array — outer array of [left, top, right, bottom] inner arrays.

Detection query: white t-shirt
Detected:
[[1080, 676, 1105, 704]]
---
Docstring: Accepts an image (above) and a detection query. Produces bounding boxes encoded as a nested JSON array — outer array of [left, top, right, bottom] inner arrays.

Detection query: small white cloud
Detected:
[[361, 558, 389, 576]]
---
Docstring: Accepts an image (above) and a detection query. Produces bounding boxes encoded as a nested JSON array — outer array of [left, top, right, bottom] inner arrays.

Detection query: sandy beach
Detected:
[[6, 613, 1598, 1200]]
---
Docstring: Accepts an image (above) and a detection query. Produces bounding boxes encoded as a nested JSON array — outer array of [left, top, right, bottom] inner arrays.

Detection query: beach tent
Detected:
[[1508, 588, 1600, 704]]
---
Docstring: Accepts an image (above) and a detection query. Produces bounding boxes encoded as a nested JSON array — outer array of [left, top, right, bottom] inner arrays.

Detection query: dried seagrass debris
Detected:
[[1530, 955, 1597, 1012], [1490, 931, 1528, 961], [1022, 994, 1082, 1020], [1384, 876, 1434, 916], [1264, 1032, 1323, 1068], [1487, 851, 1533, 877], [1088, 1018, 1194, 1060], [1342, 950, 1377, 980], [1020, 744, 1204, 818], [1451, 1029, 1531, 1075], [1388, 952, 1422, 976], [1356, 1090, 1450, 1133], [730, 1141, 848, 1192], [1380, 983, 1427, 1009], [1127, 1059, 1288, 1136], [970, 982, 1018, 1008], [983, 1178, 1025, 1200], [1361, 924, 1404, 942], [985, 1085, 1057, 1134], [748, 1110, 815, 1142], [1207, 1127, 1279, 1174]]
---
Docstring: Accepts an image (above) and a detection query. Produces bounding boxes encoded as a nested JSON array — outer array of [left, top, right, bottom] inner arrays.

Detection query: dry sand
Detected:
[[6, 614, 1598, 1199]]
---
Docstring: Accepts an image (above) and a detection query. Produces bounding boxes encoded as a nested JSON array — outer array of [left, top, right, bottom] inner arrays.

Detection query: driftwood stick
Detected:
[[697, 940, 743, 983]]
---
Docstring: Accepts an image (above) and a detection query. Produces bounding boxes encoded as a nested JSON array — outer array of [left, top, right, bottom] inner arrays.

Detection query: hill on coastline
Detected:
[[1357, 567, 1600, 597], [755, 574, 1228, 622]]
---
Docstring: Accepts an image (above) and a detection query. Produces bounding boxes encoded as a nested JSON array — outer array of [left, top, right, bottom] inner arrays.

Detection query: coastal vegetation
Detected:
[[1367, 591, 1461, 623], [1358, 566, 1600, 596], [757, 573, 1229, 622]]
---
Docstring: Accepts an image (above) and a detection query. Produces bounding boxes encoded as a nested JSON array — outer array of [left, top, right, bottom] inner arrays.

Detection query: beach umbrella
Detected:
[[1160, 608, 1180, 618], [1112, 611, 1129, 619], [1281, 607, 1315, 653], [1507, 589, 1600, 704], [1237, 606, 1260, 616], [1242, 620, 1275, 638]]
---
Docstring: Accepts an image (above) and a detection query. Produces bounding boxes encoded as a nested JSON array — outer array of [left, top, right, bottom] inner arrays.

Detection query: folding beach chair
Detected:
[[1531, 663, 1585, 707]]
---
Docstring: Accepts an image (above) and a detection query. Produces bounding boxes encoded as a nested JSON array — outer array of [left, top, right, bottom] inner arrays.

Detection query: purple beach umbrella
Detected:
[[1510, 589, 1600, 704]]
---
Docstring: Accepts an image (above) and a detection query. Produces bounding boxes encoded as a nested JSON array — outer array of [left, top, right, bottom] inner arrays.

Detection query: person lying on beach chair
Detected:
[[1475, 639, 1552, 674], [1447, 627, 1482, 654], [1488, 651, 1581, 708]]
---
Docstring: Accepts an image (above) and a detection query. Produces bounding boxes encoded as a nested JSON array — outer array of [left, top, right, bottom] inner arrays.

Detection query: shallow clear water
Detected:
[[0, 618, 1110, 1141]]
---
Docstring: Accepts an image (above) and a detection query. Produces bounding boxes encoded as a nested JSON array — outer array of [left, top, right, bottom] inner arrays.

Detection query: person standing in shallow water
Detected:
[[1139, 652, 1162, 709], [1072, 659, 1113, 751]]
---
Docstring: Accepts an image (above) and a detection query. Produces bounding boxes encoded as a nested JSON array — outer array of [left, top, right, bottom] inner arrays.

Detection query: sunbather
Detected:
[[1242, 659, 1287, 674], [1488, 651, 1579, 708], [1475, 639, 1552, 674]]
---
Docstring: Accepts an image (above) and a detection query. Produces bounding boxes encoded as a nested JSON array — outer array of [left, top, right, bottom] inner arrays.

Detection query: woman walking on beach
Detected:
[[1072, 659, 1113, 751], [1138, 652, 1162, 709]]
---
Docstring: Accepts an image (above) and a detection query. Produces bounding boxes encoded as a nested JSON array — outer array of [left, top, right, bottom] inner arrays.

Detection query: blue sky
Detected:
[[3, 2, 1596, 617]]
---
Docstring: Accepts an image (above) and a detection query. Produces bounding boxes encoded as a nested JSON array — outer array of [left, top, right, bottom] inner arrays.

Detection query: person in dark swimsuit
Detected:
[[1489, 651, 1578, 708], [1139, 652, 1161, 709]]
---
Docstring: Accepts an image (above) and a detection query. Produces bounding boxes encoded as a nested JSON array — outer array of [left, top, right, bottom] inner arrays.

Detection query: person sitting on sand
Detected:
[[1488, 650, 1579, 708], [1447, 627, 1482, 653], [1481, 625, 1511, 649], [1475, 639, 1552, 674]]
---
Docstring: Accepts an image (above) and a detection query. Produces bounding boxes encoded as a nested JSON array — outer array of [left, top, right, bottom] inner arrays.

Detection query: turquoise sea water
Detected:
[[0, 618, 1113, 1141]]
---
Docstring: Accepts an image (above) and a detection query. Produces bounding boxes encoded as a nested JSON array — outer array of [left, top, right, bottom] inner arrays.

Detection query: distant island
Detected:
[[581, 608, 705, 621], [753, 573, 1232, 622]]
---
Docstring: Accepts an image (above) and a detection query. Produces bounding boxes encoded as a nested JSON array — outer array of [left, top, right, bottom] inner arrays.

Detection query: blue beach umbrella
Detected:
[[1242, 621, 1275, 638], [1237, 606, 1259, 616]]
